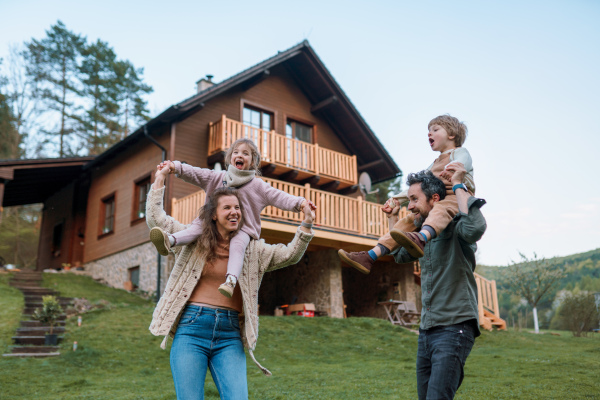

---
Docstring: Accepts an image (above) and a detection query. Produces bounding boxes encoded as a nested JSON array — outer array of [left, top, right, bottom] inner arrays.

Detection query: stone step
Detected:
[[15, 288, 57, 295], [12, 336, 64, 345], [16, 326, 66, 335], [22, 314, 67, 321], [24, 295, 70, 302], [24, 300, 72, 309], [20, 320, 66, 327], [9, 345, 60, 354], [13, 272, 43, 278], [3, 352, 60, 358], [10, 278, 42, 284]]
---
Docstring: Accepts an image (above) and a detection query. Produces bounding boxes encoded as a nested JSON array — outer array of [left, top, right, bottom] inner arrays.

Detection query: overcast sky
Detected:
[[1, 0, 598, 266]]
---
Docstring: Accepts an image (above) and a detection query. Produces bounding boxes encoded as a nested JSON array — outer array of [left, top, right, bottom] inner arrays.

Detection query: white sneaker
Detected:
[[218, 275, 237, 298], [150, 227, 171, 256]]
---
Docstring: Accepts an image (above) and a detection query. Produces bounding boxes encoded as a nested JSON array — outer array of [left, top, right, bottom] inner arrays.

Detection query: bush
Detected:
[[557, 292, 600, 337]]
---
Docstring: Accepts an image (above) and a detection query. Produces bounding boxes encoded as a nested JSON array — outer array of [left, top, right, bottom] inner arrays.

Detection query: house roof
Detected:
[[85, 40, 401, 182], [2, 41, 401, 207], [0, 157, 94, 206]]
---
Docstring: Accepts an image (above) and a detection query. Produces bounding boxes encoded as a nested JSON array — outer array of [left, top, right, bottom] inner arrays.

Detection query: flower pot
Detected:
[[45, 333, 58, 345]]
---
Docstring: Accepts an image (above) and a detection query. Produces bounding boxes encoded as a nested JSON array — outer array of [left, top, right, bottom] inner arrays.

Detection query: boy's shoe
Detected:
[[150, 227, 171, 256], [390, 230, 425, 258], [218, 275, 237, 298], [338, 250, 374, 274]]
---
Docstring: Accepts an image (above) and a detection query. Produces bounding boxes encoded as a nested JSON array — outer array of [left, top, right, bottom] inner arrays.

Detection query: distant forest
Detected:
[[477, 248, 600, 330]]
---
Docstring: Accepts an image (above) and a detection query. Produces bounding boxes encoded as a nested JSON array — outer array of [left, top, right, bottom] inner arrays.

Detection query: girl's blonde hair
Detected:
[[224, 138, 262, 175]]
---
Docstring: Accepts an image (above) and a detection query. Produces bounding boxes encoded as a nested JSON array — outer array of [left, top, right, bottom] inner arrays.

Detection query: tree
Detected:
[[0, 204, 42, 268], [0, 66, 21, 159], [558, 292, 600, 337], [114, 60, 152, 138], [365, 174, 403, 204], [506, 253, 566, 333], [80, 39, 120, 154], [24, 20, 86, 157]]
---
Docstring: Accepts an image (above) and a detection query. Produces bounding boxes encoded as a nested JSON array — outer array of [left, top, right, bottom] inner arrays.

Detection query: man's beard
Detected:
[[413, 214, 425, 229]]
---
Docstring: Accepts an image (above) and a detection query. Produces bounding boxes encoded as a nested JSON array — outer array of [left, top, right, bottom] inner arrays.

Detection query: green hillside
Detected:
[[477, 248, 600, 329], [1, 272, 599, 399]]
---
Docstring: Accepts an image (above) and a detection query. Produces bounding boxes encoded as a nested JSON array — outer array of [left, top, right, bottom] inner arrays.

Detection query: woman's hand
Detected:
[[300, 201, 315, 233], [301, 199, 317, 212], [157, 160, 175, 174], [152, 162, 171, 189]]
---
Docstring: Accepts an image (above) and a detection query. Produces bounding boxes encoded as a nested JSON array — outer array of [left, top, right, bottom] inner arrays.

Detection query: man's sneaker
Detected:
[[390, 230, 425, 258], [218, 275, 237, 298], [338, 250, 375, 274], [150, 227, 171, 256]]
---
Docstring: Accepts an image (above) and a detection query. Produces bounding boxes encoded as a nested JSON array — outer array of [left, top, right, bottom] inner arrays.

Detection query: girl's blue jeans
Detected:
[[170, 305, 248, 400]]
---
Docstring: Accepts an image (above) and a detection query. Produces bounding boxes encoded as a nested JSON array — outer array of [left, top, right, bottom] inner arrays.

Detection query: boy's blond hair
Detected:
[[428, 115, 468, 147], [224, 138, 262, 175]]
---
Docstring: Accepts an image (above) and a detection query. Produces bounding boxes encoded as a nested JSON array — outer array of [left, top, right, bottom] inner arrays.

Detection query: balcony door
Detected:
[[286, 119, 313, 170], [243, 105, 273, 160]]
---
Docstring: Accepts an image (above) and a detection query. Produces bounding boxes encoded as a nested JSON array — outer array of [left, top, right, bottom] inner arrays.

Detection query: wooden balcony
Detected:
[[208, 115, 358, 189], [171, 177, 407, 244]]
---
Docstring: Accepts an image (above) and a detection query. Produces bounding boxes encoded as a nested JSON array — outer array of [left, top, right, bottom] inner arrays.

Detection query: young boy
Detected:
[[338, 115, 475, 273]]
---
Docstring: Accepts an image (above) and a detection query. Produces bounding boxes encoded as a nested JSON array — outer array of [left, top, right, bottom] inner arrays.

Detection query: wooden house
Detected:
[[0, 41, 505, 328]]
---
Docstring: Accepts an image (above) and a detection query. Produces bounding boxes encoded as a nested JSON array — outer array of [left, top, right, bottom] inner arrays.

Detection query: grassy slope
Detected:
[[0, 273, 598, 400]]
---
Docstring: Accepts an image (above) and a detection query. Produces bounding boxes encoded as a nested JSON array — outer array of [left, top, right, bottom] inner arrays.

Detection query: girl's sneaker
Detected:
[[150, 227, 171, 256], [218, 274, 237, 298]]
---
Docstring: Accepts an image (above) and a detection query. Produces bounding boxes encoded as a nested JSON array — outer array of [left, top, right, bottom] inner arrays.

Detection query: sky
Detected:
[[1, 0, 599, 266]]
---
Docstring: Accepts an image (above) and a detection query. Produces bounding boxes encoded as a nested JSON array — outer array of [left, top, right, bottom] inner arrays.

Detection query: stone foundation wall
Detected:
[[259, 249, 344, 318], [84, 242, 170, 295], [343, 260, 421, 320]]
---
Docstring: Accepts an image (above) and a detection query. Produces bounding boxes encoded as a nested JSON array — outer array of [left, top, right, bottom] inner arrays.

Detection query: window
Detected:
[[100, 194, 116, 236], [133, 176, 152, 222], [129, 266, 140, 290], [286, 120, 313, 143], [243, 105, 273, 131]]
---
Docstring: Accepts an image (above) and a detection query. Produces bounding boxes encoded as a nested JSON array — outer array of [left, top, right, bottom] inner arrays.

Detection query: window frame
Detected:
[[241, 100, 276, 132], [285, 116, 316, 144], [131, 174, 152, 225], [98, 192, 116, 238]]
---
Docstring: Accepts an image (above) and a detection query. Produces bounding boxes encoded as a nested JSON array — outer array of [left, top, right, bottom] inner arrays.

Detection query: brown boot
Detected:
[[338, 250, 375, 274], [150, 227, 171, 256], [390, 230, 425, 258]]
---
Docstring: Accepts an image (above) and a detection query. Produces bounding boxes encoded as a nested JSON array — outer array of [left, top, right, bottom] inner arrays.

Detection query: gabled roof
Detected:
[[86, 40, 400, 182]]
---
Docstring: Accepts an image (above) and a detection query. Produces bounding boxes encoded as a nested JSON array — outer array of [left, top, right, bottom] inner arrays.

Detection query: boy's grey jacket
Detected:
[[146, 186, 313, 376], [393, 196, 487, 336]]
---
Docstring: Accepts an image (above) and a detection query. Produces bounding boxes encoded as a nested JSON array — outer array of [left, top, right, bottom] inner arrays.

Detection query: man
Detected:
[[342, 163, 486, 399]]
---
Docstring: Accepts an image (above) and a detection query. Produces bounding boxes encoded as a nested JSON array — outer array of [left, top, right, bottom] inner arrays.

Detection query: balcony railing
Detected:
[[171, 176, 407, 239], [208, 115, 358, 186]]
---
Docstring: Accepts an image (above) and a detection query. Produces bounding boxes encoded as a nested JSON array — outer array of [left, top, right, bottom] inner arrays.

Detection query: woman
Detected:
[[146, 164, 315, 400]]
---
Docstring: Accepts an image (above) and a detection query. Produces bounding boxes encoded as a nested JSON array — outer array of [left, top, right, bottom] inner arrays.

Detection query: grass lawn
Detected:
[[1, 272, 599, 399]]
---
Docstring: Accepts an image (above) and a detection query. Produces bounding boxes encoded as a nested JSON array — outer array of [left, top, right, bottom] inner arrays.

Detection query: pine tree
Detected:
[[80, 39, 120, 154], [24, 20, 86, 157], [0, 62, 21, 159], [114, 60, 153, 138]]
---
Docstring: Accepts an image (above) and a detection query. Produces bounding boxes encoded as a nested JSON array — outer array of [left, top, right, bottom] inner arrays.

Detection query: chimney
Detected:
[[196, 74, 214, 93]]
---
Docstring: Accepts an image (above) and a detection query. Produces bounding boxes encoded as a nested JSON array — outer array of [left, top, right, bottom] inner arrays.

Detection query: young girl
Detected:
[[149, 138, 316, 297]]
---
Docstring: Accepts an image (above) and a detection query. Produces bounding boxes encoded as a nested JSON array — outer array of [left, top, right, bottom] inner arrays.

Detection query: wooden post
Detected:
[[221, 114, 226, 149], [351, 154, 357, 184], [491, 279, 499, 317], [314, 143, 320, 176], [357, 196, 363, 235]]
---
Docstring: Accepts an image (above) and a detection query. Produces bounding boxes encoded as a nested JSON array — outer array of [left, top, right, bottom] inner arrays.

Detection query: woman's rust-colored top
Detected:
[[188, 238, 243, 312]]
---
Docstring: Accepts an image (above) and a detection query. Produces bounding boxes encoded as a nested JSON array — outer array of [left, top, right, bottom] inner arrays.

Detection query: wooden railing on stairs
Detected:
[[171, 176, 408, 239], [208, 115, 358, 185]]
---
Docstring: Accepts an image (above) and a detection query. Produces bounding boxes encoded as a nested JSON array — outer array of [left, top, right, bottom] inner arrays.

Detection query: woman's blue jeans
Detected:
[[416, 321, 475, 400], [170, 305, 248, 400]]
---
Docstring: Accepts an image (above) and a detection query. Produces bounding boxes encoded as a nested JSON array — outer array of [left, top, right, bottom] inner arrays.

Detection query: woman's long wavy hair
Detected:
[[195, 187, 244, 265]]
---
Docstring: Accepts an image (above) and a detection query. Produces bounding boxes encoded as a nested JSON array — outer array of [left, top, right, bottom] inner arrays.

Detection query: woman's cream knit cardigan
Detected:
[[146, 186, 313, 376]]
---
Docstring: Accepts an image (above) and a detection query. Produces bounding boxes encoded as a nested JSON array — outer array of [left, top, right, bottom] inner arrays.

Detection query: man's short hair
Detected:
[[428, 114, 468, 147], [406, 170, 446, 201]]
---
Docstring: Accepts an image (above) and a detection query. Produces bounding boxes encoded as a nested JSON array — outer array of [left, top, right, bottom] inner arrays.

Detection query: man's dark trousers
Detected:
[[416, 320, 475, 400]]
